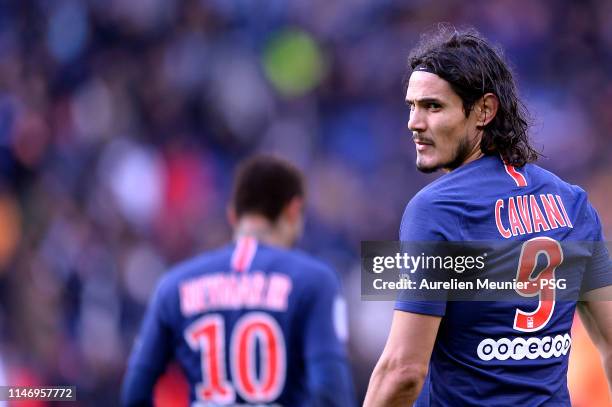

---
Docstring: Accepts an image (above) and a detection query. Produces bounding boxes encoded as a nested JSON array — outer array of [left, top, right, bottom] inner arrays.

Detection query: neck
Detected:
[[461, 146, 484, 166], [443, 135, 484, 173], [234, 215, 292, 248]]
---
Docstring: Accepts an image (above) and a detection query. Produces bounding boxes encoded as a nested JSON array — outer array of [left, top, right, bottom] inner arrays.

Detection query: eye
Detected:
[[427, 102, 441, 110], [407, 102, 415, 111]]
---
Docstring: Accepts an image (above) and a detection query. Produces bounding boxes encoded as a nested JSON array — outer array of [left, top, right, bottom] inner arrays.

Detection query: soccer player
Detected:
[[122, 155, 354, 406], [364, 26, 612, 406]]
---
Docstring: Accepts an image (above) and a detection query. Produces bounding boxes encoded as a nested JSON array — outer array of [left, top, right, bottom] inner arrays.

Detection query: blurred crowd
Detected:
[[0, 0, 611, 405]]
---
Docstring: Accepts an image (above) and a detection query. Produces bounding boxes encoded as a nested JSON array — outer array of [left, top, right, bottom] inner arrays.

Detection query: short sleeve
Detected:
[[301, 267, 348, 360], [580, 205, 612, 294], [396, 191, 456, 317]]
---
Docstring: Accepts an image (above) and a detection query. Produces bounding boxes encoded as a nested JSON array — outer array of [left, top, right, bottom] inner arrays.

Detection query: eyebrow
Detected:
[[405, 97, 443, 105]]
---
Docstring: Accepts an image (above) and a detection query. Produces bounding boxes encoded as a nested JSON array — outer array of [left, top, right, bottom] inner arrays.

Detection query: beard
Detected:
[[416, 133, 475, 173]]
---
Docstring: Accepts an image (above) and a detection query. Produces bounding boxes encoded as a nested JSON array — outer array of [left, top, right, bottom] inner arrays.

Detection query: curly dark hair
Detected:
[[406, 24, 539, 167], [232, 155, 304, 222]]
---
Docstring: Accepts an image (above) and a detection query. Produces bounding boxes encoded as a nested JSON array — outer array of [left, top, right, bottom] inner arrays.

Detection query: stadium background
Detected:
[[0, 0, 611, 405]]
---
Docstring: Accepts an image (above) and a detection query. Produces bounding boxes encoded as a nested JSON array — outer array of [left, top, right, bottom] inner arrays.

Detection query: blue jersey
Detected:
[[122, 237, 354, 407], [395, 155, 612, 406]]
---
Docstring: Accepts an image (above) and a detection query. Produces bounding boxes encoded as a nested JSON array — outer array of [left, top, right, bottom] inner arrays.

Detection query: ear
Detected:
[[227, 205, 237, 227], [283, 197, 304, 223], [477, 93, 499, 128]]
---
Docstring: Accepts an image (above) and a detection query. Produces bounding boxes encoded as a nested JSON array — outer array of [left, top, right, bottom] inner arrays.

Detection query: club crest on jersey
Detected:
[[495, 194, 573, 238]]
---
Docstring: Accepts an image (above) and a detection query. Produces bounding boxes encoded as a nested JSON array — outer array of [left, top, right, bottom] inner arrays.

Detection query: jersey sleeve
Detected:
[[580, 204, 612, 294], [395, 191, 458, 317], [299, 267, 355, 406], [399, 189, 463, 242], [121, 276, 176, 406]]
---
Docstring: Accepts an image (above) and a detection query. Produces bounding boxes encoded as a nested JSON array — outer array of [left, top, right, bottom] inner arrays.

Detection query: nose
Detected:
[[407, 107, 426, 133]]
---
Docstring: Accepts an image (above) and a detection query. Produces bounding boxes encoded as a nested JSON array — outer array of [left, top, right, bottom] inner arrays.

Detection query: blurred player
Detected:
[[364, 26, 612, 406], [122, 155, 354, 406]]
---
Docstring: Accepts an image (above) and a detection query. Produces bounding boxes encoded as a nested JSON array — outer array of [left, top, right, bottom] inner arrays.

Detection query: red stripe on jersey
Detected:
[[504, 163, 527, 187], [231, 237, 258, 273]]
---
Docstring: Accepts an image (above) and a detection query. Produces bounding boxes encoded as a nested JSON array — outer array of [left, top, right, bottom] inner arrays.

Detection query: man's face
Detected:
[[405, 71, 481, 173]]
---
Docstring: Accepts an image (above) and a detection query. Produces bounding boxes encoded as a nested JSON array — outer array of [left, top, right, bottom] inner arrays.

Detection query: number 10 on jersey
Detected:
[[185, 312, 286, 404]]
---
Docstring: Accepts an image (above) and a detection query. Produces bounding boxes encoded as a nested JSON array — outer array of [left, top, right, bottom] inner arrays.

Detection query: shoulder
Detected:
[[526, 163, 608, 239], [405, 157, 497, 208], [525, 162, 589, 197], [399, 157, 508, 240], [283, 248, 340, 283], [267, 248, 343, 300], [400, 180, 466, 241], [155, 246, 231, 296], [526, 163, 578, 188], [527, 162, 593, 209]]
